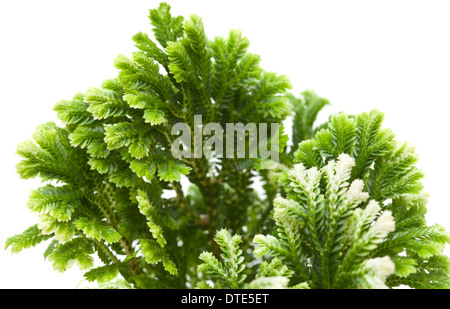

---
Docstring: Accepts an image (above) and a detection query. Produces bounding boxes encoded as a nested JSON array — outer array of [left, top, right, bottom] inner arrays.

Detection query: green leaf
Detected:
[[101, 78, 124, 94], [316, 113, 357, 159], [198, 229, 247, 289], [140, 239, 178, 275], [108, 167, 137, 188], [351, 110, 395, 179], [129, 135, 152, 159], [293, 139, 323, 168], [148, 2, 184, 48], [5, 225, 52, 253], [84, 263, 119, 283], [368, 142, 424, 200], [38, 215, 75, 242], [136, 189, 166, 247], [133, 32, 169, 67], [393, 258, 417, 278], [88, 157, 118, 175], [74, 217, 121, 244], [69, 126, 109, 158], [166, 41, 195, 83], [253, 234, 288, 259], [104, 122, 143, 150], [157, 160, 191, 182], [53, 93, 94, 126], [83, 254, 137, 283], [257, 258, 293, 278], [377, 224, 450, 258], [123, 91, 164, 109], [184, 14, 212, 86], [85, 87, 128, 120], [143, 107, 167, 125], [198, 251, 227, 283], [16, 122, 84, 184], [129, 158, 156, 179], [290, 90, 329, 151], [27, 185, 81, 222], [47, 237, 94, 272]]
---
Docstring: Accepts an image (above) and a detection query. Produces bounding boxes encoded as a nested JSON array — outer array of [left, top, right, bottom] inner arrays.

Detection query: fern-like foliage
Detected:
[[6, 2, 292, 288], [289, 110, 450, 288], [197, 229, 247, 289], [195, 109, 449, 290], [196, 229, 307, 289], [254, 153, 396, 288], [6, 3, 449, 290], [287, 90, 329, 155]]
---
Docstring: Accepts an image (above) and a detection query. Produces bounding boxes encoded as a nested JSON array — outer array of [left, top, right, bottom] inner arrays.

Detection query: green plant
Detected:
[[6, 3, 449, 289], [288, 110, 450, 288], [6, 2, 292, 289], [197, 111, 450, 289]]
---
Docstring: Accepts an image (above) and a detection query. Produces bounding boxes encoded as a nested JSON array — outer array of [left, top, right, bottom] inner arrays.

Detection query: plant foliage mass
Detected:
[[6, 3, 450, 289]]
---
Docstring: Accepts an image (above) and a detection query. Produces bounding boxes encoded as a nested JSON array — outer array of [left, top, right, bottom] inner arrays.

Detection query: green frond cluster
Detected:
[[6, 2, 292, 289], [255, 154, 396, 288], [5, 225, 52, 254], [194, 109, 449, 290], [197, 229, 308, 289], [6, 2, 449, 290], [287, 90, 329, 154], [290, 110, 450, 288], [197, 229, 246, 289]]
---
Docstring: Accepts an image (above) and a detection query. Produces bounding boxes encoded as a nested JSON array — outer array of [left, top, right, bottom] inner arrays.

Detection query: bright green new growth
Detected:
[[5, 3, 450, 289], [196, 229, 307, 289], [197, 229, 247, 289]]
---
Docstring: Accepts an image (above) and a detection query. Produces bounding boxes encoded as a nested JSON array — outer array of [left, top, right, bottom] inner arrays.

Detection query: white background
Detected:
[[0, 0, 449, 288]]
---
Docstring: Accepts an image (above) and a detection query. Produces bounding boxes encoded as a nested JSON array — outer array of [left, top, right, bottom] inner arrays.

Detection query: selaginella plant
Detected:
[[5, 2, 450, 289], [198, 111, 450, 289]]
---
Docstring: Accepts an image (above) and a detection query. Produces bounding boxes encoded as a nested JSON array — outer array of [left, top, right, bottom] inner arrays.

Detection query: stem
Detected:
[[172, 181, 204, 226], [94, 239, 120, 264], [189, 158, 221, 257], [86, 173, 142, 276]]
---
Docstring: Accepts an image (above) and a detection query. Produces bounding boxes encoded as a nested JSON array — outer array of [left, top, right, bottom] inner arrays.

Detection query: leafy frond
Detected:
[[47, 237, 95, 272], [53, 93, 95, 126], [289, 90, 329, 154], [69, 126, 110, 158], [85, 87, 129, 120], [157, 160, 191, 182], [257, 154, 396, 288], [197, 229, 247, 289], [84, 253, 137, 284], [148, 2, 184, 49], [140, 239, 178, 275], [291, 109, 449, 288], [74, 217, 121, 244], [5, 225, 53, 253], [16, 122, 86, 184], [136, 189, 166, 247]]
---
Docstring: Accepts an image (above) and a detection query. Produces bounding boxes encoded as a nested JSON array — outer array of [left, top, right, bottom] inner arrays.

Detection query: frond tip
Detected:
[[197, 229, 247, 289]]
